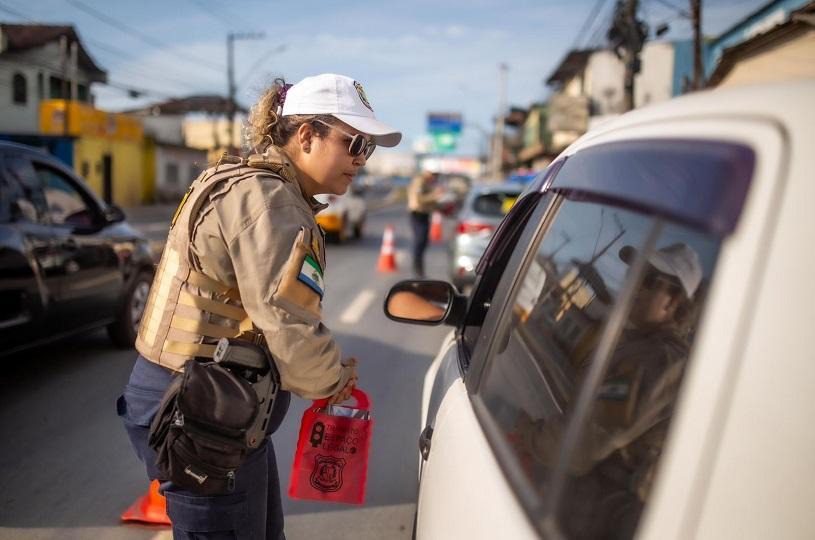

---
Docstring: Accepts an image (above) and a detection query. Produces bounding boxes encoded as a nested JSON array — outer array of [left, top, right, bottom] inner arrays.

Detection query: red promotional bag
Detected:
[[288, 389, 373, 505]]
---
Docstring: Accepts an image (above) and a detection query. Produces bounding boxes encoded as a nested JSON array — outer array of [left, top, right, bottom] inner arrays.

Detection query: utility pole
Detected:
[[608, 0, 647, 111], [491, 63, 508, 180], [69, 41, 78, 101], [60, 35, 69, 135], [622, 0, 638, 111], [226, 32, 264, 151], [691, 0, 703, 89]]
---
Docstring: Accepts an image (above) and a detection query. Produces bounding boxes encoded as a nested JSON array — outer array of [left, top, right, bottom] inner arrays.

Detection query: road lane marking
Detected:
[[339, 289, 376, 324]]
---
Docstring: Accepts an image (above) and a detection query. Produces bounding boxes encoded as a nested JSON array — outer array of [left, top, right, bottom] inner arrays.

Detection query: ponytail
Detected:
[[247, 77, 332, 152]]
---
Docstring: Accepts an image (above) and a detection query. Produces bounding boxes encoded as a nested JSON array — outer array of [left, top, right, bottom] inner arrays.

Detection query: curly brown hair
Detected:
[[247, 77, 335, 151]]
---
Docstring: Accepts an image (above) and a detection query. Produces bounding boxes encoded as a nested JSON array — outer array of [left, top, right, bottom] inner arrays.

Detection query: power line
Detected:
[[0, 1, 193, 101], [106, 79, 176, 99], [649, 0, 691, 19], [572, 0, 610, 49], [3, 40, 182, 101], [191, 0, 259, 30], [0, 1, 209, 94], [0, 1, 33, 21], [186, 0, 231, 31], [65, 0, 226, 74], [586, 0, 617, 48], [84, 38, 214, 92], [237, 43, 286, 89]]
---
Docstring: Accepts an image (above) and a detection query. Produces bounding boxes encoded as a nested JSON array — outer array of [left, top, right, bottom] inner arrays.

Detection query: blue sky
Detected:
[[1, 0, 768, 154]]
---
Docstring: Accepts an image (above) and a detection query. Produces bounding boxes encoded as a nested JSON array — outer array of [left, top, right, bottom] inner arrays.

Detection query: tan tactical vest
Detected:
[[135, 154, 297, 371]]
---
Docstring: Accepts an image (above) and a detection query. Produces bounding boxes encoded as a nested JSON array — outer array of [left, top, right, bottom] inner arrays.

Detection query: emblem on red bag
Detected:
[[311, 454, 346, 492]]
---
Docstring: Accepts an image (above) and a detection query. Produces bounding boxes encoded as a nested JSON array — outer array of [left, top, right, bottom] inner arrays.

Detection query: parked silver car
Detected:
[[448, 183, 524, 290]]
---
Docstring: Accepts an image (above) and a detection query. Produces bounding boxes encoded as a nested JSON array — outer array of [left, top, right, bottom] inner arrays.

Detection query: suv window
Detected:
[[477, 194, 720, 539], [472, 191, 520, 217], [34, 164, 97, 228], [4, 156, 48, 224]]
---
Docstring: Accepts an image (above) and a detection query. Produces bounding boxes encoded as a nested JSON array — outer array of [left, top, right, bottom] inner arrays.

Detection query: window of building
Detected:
[[49, 76, 65, 99], [12, 73, 27, 104], [165, 162, 180, 186]]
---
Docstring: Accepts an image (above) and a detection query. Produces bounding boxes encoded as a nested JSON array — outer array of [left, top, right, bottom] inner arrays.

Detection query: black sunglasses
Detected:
[[313, 119, 376, 159], [642, 271, 683, 296]]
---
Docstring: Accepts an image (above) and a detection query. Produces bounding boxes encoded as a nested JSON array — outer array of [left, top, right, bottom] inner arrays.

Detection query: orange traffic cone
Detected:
[[120, 479, 172, 526], [377, 225, 398, 272], [430, 211, 443, 243]]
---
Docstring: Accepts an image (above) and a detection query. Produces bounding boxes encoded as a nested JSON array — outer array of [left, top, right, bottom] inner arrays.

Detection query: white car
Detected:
[[385, 80, 814, 540], [314, 183, 367, 243]]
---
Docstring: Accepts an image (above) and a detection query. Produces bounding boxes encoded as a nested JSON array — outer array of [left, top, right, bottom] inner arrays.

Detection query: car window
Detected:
[[476, 194, 721, 539], [460, 192, 546, 359], [4, 156, 48, 224], [34, 164, 97, 228], [472, 191, 520, 217]]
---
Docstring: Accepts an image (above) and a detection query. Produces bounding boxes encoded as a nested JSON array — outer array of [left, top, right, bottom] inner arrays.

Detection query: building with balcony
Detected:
[[0, 24, 105, 134]]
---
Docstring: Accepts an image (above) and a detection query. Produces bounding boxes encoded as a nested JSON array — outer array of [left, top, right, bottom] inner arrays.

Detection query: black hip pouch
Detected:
[[148, 340, 280, 495]]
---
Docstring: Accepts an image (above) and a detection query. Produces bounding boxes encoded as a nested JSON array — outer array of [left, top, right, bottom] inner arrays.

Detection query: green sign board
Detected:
[[427, 112, 463, 153]]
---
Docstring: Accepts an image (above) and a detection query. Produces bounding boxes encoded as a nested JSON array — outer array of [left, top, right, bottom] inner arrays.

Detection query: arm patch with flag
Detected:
[[298, 254, 325, 299]]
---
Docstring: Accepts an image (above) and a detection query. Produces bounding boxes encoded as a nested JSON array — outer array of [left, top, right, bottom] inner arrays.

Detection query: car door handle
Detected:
[[419, 425, 433, 461]]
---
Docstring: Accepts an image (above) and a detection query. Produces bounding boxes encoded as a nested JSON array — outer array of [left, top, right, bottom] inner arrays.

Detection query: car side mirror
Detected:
[[103, 204, 126, 224], [384, 280, 466, 326]]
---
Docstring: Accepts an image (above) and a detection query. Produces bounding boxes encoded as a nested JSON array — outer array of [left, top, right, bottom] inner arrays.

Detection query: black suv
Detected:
[[0, 141, 154, 356]]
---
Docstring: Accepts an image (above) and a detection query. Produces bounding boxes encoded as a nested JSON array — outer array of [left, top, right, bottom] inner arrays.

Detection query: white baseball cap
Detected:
[[620, 242, 703, 299], [281, 74, 402, 147]]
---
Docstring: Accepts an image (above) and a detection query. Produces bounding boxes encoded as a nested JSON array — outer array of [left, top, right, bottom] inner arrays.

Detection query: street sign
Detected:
[[427, 112, 463, 153]]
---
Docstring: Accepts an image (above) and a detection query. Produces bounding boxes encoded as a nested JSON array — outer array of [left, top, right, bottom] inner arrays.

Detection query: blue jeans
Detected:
[[117, 355, 290, 539], [410, 211, 431, 277]]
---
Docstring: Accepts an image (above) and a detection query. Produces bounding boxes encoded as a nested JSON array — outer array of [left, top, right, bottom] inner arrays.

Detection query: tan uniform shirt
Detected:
[[188, 147, 353, 399], [407, 175, 439, 214]]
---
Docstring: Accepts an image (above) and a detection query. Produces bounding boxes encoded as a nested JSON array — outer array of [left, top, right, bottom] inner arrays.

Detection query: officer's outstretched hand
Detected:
[[328, 357, 359, 404]]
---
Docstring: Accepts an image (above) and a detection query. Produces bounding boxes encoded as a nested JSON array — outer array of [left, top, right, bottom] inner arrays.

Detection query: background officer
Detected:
[[407, 170, 443, 277], [118, 73, 401, 539]]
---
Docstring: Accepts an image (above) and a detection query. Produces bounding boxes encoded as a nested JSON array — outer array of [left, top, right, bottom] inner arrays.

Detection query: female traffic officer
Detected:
[[118, 73, 401, 539]]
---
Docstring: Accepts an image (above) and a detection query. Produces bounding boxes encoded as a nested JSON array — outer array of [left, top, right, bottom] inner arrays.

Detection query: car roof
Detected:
[[0, 140, 52, 157], [468, 182, 525, 195], [559, 79, 814, 161]]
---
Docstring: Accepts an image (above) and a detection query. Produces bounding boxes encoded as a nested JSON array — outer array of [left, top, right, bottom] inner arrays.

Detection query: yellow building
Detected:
[[39, 100, 145, 207]]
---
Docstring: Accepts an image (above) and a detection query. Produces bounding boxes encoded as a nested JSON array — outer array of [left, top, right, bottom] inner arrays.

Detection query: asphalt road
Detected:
[[0, 200, 454, 539]]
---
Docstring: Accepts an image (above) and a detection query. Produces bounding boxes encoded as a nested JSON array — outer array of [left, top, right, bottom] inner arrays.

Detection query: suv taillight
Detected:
[[456, 221, 494, 235]]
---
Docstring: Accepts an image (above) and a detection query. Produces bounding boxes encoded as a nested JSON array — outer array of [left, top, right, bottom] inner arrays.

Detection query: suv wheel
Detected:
[[108, 270, 152, 348]]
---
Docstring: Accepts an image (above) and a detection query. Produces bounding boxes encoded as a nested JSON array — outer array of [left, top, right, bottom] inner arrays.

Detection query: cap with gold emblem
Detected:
[[281, 73, 402, 148]]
